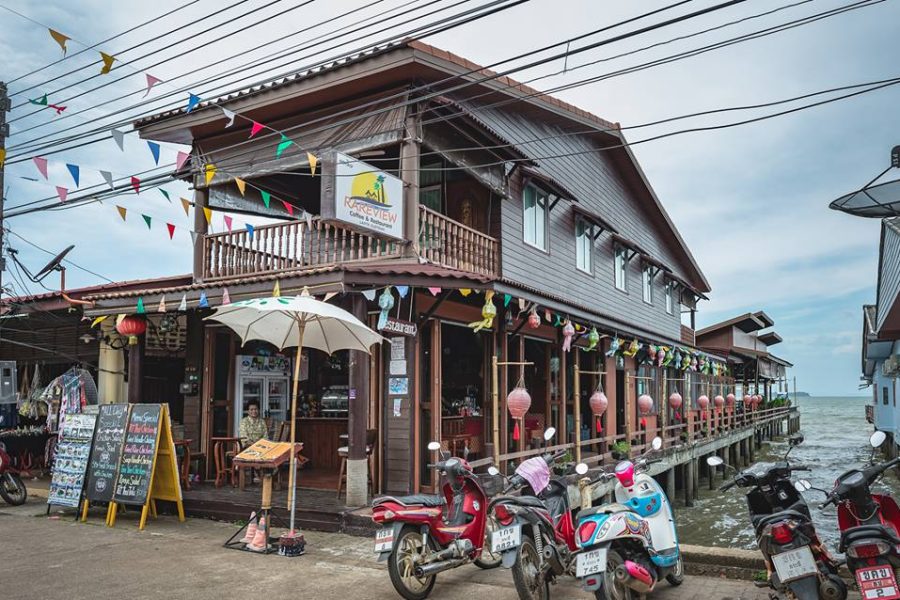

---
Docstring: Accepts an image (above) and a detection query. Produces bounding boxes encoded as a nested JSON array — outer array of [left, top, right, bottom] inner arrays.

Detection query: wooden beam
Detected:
[[416, 290, 450, 326]]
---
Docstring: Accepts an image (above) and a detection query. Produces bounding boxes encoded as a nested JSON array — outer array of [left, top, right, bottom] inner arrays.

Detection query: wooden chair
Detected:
[[337, 429, 377, 499]]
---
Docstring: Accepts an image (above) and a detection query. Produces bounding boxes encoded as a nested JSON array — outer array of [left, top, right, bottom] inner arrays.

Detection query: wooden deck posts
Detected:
[[346, 295, 371, 506], [684, 459, 695, 507], [126, 334, 144, 404]]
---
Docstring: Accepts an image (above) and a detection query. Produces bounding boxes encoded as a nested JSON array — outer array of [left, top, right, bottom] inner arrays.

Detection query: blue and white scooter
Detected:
[[573, 437, 684, 600]]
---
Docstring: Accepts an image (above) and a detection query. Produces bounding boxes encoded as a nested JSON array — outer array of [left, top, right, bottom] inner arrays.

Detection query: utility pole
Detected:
[[0, 81, 9, 303]]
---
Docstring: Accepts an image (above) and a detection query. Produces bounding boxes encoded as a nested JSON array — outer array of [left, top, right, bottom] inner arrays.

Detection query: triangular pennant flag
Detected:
[[202, 207, 212, 225], [116, 205, 127, 221], [222, 288, 231, 305], [116, 314, 126, 326], [99, 52, 116, 74], [100, 170, 114, 190], [323, 291, 338, 302], [221, 107, 236, 127], [204, 163, 216, 186], [33, 156, 49, 179], [198, 292, 209, 309], [361, 289, 376, 301], [147, 141, 161, 165], [305, 212, 313, 228], [223, 215, 233, 231], [544, 309, 552, 323], [190, 231, 199, 246], [175, 150, 190, 172], [144, 74, 162, 97], [428, 287, 441, 296], [166, 223, 176, 239], [272, 281, 281, 297], [180, 198, 191, 217], [49, 29, 70, 54], [159, 189, 171, 203], [249, 121, 265, 138], [29, 94, 48, 106], [157, 297, 167, 313], [178, 294, 187, 311], [234, 178, 246, 196], [0, 149, 5, 169], [111, 129, 126, 151], [307, 152, 318, 176], [276, 134, 292, 158], [91, 315, 108, 328], [260, 190, 271, 208], [136, 297, 146, 314], [281, 200, 294, 216], [142, 214, 152, 229], [459, 288, 472, 297], [131, 176, 140, 194], [55, 186, 68, 203], [503, 293, 512, 307], [186, 93, 201, 113], [554, 314, 561, 327], [518, 298, 526, 311], [246, 223, 255, 240], [396, 286, 409, 298]]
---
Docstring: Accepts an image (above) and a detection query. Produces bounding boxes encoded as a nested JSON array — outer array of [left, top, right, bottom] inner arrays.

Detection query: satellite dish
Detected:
[[829, 177, 900, 218], [34, 245, 74, 281]]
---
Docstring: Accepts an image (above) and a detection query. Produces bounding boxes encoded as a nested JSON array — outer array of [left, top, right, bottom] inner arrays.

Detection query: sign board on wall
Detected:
[[321, 152, 405, 240]]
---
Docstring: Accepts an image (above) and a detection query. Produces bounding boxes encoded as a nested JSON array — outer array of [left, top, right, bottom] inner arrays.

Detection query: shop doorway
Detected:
[[439, 322, 488, 461], [615, 367, 626, 437]]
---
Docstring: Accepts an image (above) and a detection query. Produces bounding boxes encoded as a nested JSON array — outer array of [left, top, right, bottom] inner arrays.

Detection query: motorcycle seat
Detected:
[[492, 495, 546, 509], [374, 494, 444, 507], [752, 509, 809, 531], [579, 503, 633, 518], [841, 524, 900, 547]]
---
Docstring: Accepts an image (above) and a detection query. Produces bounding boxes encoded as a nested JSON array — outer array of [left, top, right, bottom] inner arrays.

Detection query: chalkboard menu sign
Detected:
[[85, 404, 129, 503], [48, 413, 97, 508], [113, 404, 161, 506]]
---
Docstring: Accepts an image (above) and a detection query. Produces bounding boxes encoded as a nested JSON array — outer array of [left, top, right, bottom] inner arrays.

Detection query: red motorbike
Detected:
[[0, 440, 28, 506], [372, 441, 501, 600]]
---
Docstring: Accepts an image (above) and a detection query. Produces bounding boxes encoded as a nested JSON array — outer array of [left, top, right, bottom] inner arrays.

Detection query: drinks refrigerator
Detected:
[[233, 355, 293, 435]]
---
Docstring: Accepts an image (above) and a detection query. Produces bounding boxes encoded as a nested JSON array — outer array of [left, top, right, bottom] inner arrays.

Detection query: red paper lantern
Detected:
[[507, 386, 532, 440], [726, 393, 736, 408], [589, 391, 608, 433], [527, 311, 540, 329], [714, 395, 725, 410], [743, 394, 752, 408], [668, 392, 683, 410], [637, 394, 653, 414], [116, 315, 147, 345], [697, 394, 710, 419]]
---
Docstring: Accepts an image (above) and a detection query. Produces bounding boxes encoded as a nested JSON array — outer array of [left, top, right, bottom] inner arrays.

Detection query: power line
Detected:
[[5, 227, 114, 282]]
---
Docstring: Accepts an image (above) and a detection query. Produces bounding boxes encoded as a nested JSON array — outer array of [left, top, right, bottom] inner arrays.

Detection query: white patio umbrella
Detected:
[[206, 292, 383, 533]]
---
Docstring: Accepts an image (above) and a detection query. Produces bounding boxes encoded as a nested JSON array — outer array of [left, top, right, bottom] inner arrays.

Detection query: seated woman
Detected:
[[239, 400, 268, 484]]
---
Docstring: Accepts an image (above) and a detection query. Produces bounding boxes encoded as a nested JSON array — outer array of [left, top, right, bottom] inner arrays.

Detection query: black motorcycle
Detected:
[[708, 434, 846, 600]]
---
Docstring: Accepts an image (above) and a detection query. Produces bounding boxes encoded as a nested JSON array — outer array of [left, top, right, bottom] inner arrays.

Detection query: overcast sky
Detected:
[[1, 0, 897, 396]]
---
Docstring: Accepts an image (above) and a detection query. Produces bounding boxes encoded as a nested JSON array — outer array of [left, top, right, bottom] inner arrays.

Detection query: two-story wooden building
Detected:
[[80, 40, 726, 505]]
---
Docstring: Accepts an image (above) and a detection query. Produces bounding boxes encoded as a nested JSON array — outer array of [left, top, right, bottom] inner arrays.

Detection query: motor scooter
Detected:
[[814, 430, 900, 600], [572, 436, 684, 600], [0, 440, 27, 506], [709, 434, 845, 600], [371, 441, 501, 600]]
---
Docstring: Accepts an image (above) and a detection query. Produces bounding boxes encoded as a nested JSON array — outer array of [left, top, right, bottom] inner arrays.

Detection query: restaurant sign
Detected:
[[380, 317, 417, 337], [321, 152, 404, 240]]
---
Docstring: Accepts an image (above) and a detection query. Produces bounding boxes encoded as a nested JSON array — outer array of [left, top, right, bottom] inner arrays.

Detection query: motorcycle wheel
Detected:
[[474, 515, 502, 569], [820, 573, 847, 600], [0, 473, 27, 506], [595, 550, 641, 600], [513, 535, 549, 600], [665, 554, 685, 586], [387, 526, 436, 600]]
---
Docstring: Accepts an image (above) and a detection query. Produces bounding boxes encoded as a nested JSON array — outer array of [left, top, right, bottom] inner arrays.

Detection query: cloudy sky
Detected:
[[1, 0, 897, 396]]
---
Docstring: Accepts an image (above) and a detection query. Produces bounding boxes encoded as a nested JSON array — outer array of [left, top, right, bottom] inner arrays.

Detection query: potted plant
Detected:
[[552, 451, 573, 475], [610, 441, 631, 460]]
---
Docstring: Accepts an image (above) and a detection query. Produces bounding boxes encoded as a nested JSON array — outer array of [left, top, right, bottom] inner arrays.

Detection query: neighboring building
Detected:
[[862, 218, 900, 439]]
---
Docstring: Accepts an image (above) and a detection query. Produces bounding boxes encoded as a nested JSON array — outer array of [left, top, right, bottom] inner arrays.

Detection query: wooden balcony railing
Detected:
[[418, 206, 499, 277]]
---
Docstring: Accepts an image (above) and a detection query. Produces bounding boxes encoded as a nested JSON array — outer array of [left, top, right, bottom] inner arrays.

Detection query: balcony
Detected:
[[201, 205, 499, 281]]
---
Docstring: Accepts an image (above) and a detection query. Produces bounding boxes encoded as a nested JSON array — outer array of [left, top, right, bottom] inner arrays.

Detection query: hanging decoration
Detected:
[[144, 74, 163, 97], [713, 395, 725, 413], [307, 152, 318, 176], [223, 215, 233, 231], [220, 107, 236, 126], [203, 207, 212, 225], [648, 345, 658, 362], [234, 178, 246, 196], [175, 151, 190, 172], [669, 391, 683, 422], [743, 394, 752, 409], [157, 297, 167, 313], [166, 223, 176, 239], [222, 288, 231, 305], [606, 337, 621, 357], [691, 356, 698, 371], [0, 149, 5, 169], [135, 297, 146, 314], [147, 141, 161, 165], [186, 93, 202, 113], [178, 294, 187, 311], [260, 190, 271, 208], [55, 186, 68, 203], [204, 164, 216, 185], [198, 292, 210, 309], [427, 287, 441, 296], [459, 288, 472, 297], [180, 198, 191, 217], [623, 338, 639, 358], [249, 121, 265, 138], [697, 394, 710, 420], [544, 309, 552, 323], [276, 134, 293, 158], [33, 156, 49, 179], [396, 286, 409, 298], [66, 163, 80, 187], [111, 129, 126, 151], [131, 176, 140, 194], [468, 291, 496, 333], [562, 320, 575, 352], [246, 224, 255, 240], [726, 393, 736, 409], [662, 347, 675, 367], [507, 377, 532, 441], [680, 351, 691, 371], [115, 315, 146, 345], [116, 205, 127, 221], [281, 200, 293, 216], [29, 93, 66, 114], [527, 308, 540, 329], [361, 289, 375, 301], [656, 345, 668, 367], [99, 52, 116, 74], [589, 388, 608, 433], [48, 29, 70, 54], [377, 287, 394, 330], [503, 294, 512, 307], [637, 394, 653, 428], [586, 327, 600, 351]]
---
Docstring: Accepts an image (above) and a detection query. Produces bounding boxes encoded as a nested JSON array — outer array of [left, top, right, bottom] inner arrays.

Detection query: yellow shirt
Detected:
[[239, 416, 268, 447]]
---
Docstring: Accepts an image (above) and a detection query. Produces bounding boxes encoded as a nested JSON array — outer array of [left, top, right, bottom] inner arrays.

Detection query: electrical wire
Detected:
[[4, 228, 114, 283]]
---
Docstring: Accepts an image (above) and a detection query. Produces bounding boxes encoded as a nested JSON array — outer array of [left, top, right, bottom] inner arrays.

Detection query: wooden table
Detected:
[[445, 433, 472, 457], [211, 436, 242, 488]]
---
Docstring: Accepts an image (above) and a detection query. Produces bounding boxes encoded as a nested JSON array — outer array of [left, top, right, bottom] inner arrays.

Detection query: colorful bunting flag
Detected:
[[0, 149, 5, 169], [428, 287, 441, 296], [518, 298, 526, 311], [55, 186, 68, 203], [260, 190, 271, 208], [544, 309, 552, 323], [222, 288, 231, 305], [321, 291, 336, 302], [554, 314, 561, 327], [221, 107, 236, 127], [246, 223, 255, 240], [460, 288, 472, 297], [198, 292, 209, 309], [142, 214, 152, 229], [361, 289, 376, 301], [99, 52, 116, 74], [166, 223, 176, 239], [136, 297, 146, 314], [186, 93, 201, 113], [276, 134, 292, 158], [116, 206, 127, 221], [91, 315, 108, 328], [131, 176, 140, 194], [175, 151, 190, 172], [204, 163, 216, 185], [396, 286, 409, 298], [100, 170, 114, 190], [33, 157, 48, 179], [159, 189, 171, 203], [305, 212, 313, 228], [29, 94, 48, 106], [307, 152, 318, 176], [202, 207, 212, 225], [116, 314, 126, 326], [249, 121, 264, 138], [503, 293, 512, 307], [144, 74, 162, 98], [178, 294, 187, 311], [49, 29, 70, 54], [180, 197, 191, 217], [223, 215, 233, 231], [111, 129, 126, 151], [281, 200, 293, 216], [157, 297, 167, 313], [234, 178, 246, 196], [147, 141, 161, 165], [190, 231, 199, 246], [272, 281, 281, 297]]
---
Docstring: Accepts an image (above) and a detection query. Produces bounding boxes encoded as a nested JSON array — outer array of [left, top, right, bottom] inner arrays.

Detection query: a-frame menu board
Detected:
[[107, 403, 184, 530], [82, 403, 129, 523], [48, 413, 97, 509]]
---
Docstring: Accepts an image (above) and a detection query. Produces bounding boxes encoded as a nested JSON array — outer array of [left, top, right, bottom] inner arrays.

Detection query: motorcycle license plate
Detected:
[[771, 546, 817, 583], [576, 547, 608, 578], [856, 566, 900, 600], [490, 525, 521, 553], [374, 528, 394, 553]]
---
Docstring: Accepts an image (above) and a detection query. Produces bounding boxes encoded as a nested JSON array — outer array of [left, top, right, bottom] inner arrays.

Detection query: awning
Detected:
[[573, 205, 617, 235]]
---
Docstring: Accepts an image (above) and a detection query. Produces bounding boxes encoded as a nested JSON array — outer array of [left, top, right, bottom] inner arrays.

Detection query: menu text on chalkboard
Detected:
[[113, 404, 161, 506], [48, 413, 97, 508], [85, 404, 130, 503]]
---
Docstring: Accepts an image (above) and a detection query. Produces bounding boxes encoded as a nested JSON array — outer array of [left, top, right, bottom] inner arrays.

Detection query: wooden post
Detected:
[[684, 458, 694, 507], [559, 332, 567, 446], [346, 295, 370, 506], [666, 467, 675, 500], [492, 355, 499, 467], [708, 455, 715, 490], [574, 360, 581, 464], [192, 187, 208, 281], [126, 335, 144, 404], [400, 111, 420, 254], [692, 458, 699, 498]]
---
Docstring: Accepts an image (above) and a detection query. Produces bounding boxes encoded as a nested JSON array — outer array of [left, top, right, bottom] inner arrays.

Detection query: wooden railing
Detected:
[[418, 205, 499, 277], [202, 218, 403, 280]]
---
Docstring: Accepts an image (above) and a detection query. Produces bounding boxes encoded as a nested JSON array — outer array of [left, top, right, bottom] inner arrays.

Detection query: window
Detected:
[[884, 386, 889, 405], [575, 217, 592, 272], [665, 281, 674, 315], [523, 184, 548, 250], [614, 246, 627, 291], [642, 265, 653, 304]]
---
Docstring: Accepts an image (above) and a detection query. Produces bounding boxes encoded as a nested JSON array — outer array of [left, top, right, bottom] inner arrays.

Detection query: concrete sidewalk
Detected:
[[1, 496, 826, 600]]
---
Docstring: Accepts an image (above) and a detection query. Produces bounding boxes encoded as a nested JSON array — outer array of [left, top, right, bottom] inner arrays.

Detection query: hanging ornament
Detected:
[[638, 394, 653, 428], [562, 320, 575, 352], [648, 345, 658, 361], [635, 344, 649, 365], [589, 389, 608, 433], [606, 337, 621, 357], [623, 338, 639, 358], [669, 391, 683, 421], [507, 378, 532, 441], [697, 395, 710, 420], [527, 308, 540, 329], [743, 394, 753, 409], [726, 393, 736, 408], [690, 356, 698, 371], [377, 287, 394, 330], [680, 351, 691, 371], [468, 291, 496, 332], [714, 395, 725, 412], [586, 327, 600, 351], [657, 346, 668, 367], [663, 348, 675, 367], [115, 315, 146, 346]]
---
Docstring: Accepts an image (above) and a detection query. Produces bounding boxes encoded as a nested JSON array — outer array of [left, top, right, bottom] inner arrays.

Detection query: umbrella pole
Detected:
[[288, 319, 306, 533]]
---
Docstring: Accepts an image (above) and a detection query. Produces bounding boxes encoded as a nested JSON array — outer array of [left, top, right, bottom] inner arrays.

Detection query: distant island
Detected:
[[789, 391, 810, 397]]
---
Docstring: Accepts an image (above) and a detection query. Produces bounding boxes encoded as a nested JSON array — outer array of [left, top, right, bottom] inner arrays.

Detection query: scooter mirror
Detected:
[[487, 466, 500, 476], [575, 463, 589, 475], [788, 433, 804, 447], [651, 437, 663, 451], [707, 456, 724, 467], [794, 479, 812, 492], [543, 427, 557, 441], [427, 441, 441, 452], [870, 431, 887, 449]]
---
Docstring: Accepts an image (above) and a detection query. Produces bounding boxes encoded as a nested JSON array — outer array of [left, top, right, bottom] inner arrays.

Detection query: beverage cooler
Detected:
[[233, 355, 294, 435]]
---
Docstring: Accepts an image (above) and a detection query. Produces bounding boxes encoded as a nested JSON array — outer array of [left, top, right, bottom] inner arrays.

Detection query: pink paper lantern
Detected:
[[507, 387, 532, 419], [726, 393, 736, 408], [637, 394, 654, 415], [743, 394, 752, 407], [697, 395, 710, 410], [668, 392, 683, 410], [589, 391, 608, 416], [714, 395, 725, 409]]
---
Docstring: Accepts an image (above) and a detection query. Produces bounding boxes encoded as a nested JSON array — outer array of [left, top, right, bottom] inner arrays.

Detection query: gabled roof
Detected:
[[697, 312, 768, 336], [758, 332, 783, 346]]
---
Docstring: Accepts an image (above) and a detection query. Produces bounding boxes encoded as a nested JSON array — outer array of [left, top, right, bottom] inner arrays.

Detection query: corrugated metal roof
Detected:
[[2, 274, 192, 305]]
